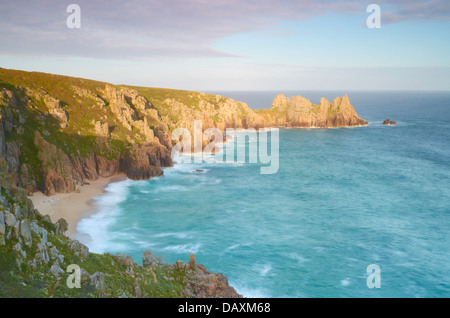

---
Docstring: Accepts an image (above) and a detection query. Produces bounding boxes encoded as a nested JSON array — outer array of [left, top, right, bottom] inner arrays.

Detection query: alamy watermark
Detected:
[[66, 264, 81, 288], [366, 264, 381, 288], [171, 120, 279, 174], [66, 4, 81, 29], [366, 4, 381, 28]]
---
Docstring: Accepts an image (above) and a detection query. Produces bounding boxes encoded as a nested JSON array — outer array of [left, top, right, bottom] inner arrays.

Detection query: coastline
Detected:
[[28, 173, 128, 237], [26, 124, 366, 239]]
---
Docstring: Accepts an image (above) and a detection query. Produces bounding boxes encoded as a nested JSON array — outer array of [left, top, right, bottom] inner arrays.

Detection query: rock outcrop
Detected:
[[147, 253, 242, 298], [382, 118, 397, 125], [259, 93, 368, 128], [0, 67, 374, 298], [122, 143, 172, 180], [0, 67, 368, 197]]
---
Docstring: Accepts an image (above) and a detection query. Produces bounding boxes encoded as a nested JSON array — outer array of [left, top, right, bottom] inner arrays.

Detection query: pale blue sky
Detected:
[[1, 0, 449, 91]]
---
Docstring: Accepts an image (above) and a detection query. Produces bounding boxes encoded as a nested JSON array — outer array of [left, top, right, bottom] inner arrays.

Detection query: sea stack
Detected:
[[382, 118, 397, 125]]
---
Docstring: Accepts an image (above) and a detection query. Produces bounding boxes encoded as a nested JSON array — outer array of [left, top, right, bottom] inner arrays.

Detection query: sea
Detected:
[[74, 91, 450, 298]]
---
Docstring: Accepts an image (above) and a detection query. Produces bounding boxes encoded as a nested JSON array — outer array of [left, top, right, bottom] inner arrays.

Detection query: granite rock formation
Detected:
[[0, 67, 368, 197], [259, 93, 368, 128]]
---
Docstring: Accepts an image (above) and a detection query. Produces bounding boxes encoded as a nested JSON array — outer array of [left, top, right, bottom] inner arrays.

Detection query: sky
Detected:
[[0, 0, 449, 91]]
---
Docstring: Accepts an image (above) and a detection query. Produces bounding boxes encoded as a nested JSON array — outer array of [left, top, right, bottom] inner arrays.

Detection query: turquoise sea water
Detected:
[[75, 91, 450, 297]]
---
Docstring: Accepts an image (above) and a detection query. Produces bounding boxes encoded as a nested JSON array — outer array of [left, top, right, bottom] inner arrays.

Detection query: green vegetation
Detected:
[[0, 68, 241, 298], [327, 105, 340, 115], [0, 183, 189, 298]]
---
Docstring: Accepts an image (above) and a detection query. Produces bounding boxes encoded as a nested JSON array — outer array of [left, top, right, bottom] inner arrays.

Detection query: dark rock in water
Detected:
[[382, 118, 397, 125], [195, 169, 204, 173]]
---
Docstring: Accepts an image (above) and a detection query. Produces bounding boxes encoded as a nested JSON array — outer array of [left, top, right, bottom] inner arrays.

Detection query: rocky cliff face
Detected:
[[0, 108, 240, 297], [0, 69, 174, 196], [0, 67, 370, 298], [258, 93, 368, 128], [0, 68, 368, 197]]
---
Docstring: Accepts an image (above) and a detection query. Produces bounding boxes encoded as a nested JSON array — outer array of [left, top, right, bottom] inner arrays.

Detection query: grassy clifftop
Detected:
[[0, 68, 270, 196], [0, 67, 367, 198], [0, 67, 368, 298]]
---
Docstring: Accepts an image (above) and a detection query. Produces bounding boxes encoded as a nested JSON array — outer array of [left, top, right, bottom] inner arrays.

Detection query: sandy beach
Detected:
[[28, 174, 128, 237]]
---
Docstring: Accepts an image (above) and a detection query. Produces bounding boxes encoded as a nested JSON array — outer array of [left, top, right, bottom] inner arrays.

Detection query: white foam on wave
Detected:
[[230, 282, 271, 298], [153, 232, 193, 239], [73, 178, 134, 254], [287, 252, 309, 265], [160, 243, 202, 254], [134, 240, 158, 250], [170, 145, 247, 171], [253, 263, 273, 277], [224, 244, 241, 252], [152, 185, 188, 193]]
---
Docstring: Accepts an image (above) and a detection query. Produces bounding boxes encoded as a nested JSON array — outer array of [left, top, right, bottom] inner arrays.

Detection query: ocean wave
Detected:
[[230, 282, 271, 298], [74, 178, 133, 253], [160, 243, 202, 254], [224, 244, 241, 252], [340, 278, 351, 287], [153, 232, 194, 239], [153, 185, 188, 193], [286, 252, 309, 265], [252, 263, 273, 277]]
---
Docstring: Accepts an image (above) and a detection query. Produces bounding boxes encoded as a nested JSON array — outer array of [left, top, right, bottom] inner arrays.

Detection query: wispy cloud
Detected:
[[0, 0, 449, 60], [380, 0, 450, 24]]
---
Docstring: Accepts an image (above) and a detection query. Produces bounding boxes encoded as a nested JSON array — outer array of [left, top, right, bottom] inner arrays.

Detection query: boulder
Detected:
[[20, 219, 32, 246], [36, 242, 50, 265], [4, 211, 15, 227], [68, 239, 90, 258], [90, 272, 106, 297], [50, 262, 65, 277], [115, 253, 134, 268], [55, 218, 69, 235], [142, 250, 163, 267]]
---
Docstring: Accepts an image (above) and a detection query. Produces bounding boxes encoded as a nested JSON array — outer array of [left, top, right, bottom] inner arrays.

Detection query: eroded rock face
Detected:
[[262, 93, 368, 128], [102, 84, 158, 144], [30, 128, 171, 195], [122, 143, 172, 180], [34, 131, 77, 195], [43, 170, 77, 196], [94, 121, 109, 137], [180, 254, 242, 298], [0, 69, 370, 197]]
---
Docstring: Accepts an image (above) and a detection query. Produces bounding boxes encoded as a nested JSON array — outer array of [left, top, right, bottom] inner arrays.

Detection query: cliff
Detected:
[[257, 93, 368, 128], [0, 68, 368, 197], [0, 69, 241, 297], [0, 67, 370, 298]]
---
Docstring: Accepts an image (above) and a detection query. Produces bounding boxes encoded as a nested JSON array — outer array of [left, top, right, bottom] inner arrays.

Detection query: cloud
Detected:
[[0, 0, 449, 60], [379, 0, 450, 24]]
